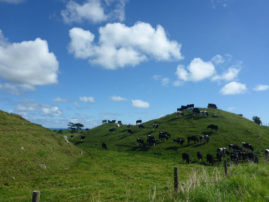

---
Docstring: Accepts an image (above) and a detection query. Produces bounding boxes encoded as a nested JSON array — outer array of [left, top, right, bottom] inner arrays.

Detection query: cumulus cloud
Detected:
[[220, 81, 247, 95], [254, 84, 269, 92], [80, 96, 95, 103], [0, 0, 24, 4], [212, 67, 240, 81], [68, 22, 183, 69], [132, 99, 150, 108], [176, 58, 215, 82], [61, 0, 128, 24], [0, 30, 59, 93], [53, 97, 69, 103], [111, 96, 127, 101], [16, 101, 62, 117]]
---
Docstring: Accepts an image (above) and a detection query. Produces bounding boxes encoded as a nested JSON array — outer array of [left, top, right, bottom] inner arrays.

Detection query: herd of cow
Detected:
[[182, 142, 261, 165]]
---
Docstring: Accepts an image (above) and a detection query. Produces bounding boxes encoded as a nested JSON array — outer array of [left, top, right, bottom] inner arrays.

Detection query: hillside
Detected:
[[72, 108, 269, 161], [0, 110, 82, 183]]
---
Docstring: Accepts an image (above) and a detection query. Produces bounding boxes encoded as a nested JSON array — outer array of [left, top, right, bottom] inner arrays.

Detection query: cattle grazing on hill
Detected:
[[136, 120, 142, 125], [137, 138, 144, 146], [241, 142, 254, 151], [187, 136, 199, 144], [147, 135, 156, 146], [229, 144, 242, 151], [102, 120, 107, 124], [265, 149, 269, 160], [102, 143, 107, 149], [159, 132, 170, 141], [206, 154, 214, 165], [118, 121, 122, 125], [208, 103, 217, 109], [179, 104, 194, 112], [192, 108, 200, 114], [207, 124, 218, 130], [200, 135, 209, 143], [173, 138, 184, 145], [182, 153, 190, 164], [197, 151, 203, 161], [112, 120, 116, 123]]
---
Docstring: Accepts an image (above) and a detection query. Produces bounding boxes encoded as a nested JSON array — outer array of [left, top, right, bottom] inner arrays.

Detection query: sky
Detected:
[[0, 0, 269, 128]]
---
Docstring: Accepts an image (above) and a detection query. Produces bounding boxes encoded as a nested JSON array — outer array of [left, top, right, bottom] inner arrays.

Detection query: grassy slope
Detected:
[[0, 110, 82, 183], [73, 108, 269, 161]]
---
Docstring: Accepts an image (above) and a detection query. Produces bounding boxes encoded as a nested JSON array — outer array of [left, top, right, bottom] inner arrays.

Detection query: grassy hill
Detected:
[[0, 110, 82, 183], [71, 108, 269, 161]]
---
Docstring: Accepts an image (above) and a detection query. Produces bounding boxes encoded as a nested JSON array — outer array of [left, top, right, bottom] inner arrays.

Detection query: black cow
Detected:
[[137, 138, 144, 145], [200, 135, 209, 143], [102, 143, 107, 149], [173, 138, 184, 145], [182, 153, 190, 164], [136, 120, 142, 125], [118, 121, 122, 124], [109, 128, 116, 132], [81, 135, 85, 140], [147, 135, 156, 146], [159, 132, 170, 141], [187, 136, 199, 144], [206, 154, 214, 165], [197, 152, 203, 161], [192, 108, 200, 114], [139, 124, 145, 129], [229, 144, 242, 151], [241, 142, 254, 151], [207, 124, 218, 130], [102, 120, 107, 124], [152, 124, 159, 129], [128, 129, 133, 134], [111, 120, 116, 123], [265, 149, 269, 160], [208, 103, 217, 109]]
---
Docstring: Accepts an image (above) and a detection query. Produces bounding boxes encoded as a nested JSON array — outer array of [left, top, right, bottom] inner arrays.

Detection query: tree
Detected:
[[68, 122, 84, 133], [252, 116, 262, 125]]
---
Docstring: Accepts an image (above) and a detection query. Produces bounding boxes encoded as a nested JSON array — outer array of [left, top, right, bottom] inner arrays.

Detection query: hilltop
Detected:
[[71, 107, 269, 161], [0, 110, 82, 182]]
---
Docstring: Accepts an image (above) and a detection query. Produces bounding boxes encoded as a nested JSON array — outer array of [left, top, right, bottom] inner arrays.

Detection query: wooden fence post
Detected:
[[32, 190, 40, 202], [174, 167, 178, 192], [224, 160, 227, 176]]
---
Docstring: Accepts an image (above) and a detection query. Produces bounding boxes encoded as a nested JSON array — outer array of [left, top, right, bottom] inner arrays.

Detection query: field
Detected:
[[1, 108, 269, 201]]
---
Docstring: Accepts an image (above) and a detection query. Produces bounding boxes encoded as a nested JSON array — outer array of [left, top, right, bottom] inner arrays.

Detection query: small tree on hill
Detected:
[[252, 116, 262, 125], [68, 122, 84, 133]]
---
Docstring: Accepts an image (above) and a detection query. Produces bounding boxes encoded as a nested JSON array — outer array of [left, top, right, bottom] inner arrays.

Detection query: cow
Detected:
[[197, 151, 203, 161], [128, 129, 133, 134], [116, 123, 120, 128], [152, 123, 159, 129], [208, 103, 217, 109], [136, 120, 142, 125], [207, 124, 218, 130], [147, 135, 156, 146], [187, 136, 199, 144], [265, 149, 269, 160], [173, 138, 184, 145], [229, 144, 242, 151], [139, 124, 145, 129], [159, 132, 170, 141], [206, 154, 214, 165], [81, 135, 85, 140], [102, 120, 107, 124], [112, 120, 116, 123], [241, 142, 254, 151], [118, 121, 122, 125], [102, 143, 107, 149], [200, 135, 209, 143], [192, 108, 200, 114], [137, 138, 144, 146], [109, 128, 116, 132], [182, 153, 190, 164]]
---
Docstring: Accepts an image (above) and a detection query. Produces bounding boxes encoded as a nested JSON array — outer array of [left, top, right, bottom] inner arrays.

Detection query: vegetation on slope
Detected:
[[0, 110, 82, 183], [71, 108, 269, 161]]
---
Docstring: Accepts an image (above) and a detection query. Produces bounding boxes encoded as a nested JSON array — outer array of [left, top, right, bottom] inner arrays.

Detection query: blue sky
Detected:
[[0, 0, 269, 128]]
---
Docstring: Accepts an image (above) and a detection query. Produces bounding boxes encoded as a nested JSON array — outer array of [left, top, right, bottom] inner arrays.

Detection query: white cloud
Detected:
[[153, 75, 170, 86], [220, 81, 247, 95], [132, 99, 150, 109], [173, 80, 182, 87], [176, 58, 215, 82], [53, 97, 68, 103], [254, 84, 269, 92], [0, 30, 59, 92], [68, 22, 183, 69], [111, 96, 127, 101], [212, 67, 240, 81], [211, 0, 228, 8], [16, 101, 62, 117], [41, 106, 62, 116], [80, 96, 95, 103], [61, 0, 128, 24], [211, 54, 225, 65], [0, 0, 24, 4]]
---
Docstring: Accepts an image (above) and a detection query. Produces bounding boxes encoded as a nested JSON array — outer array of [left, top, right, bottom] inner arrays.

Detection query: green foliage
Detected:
[[252, 116, 262, 125]]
